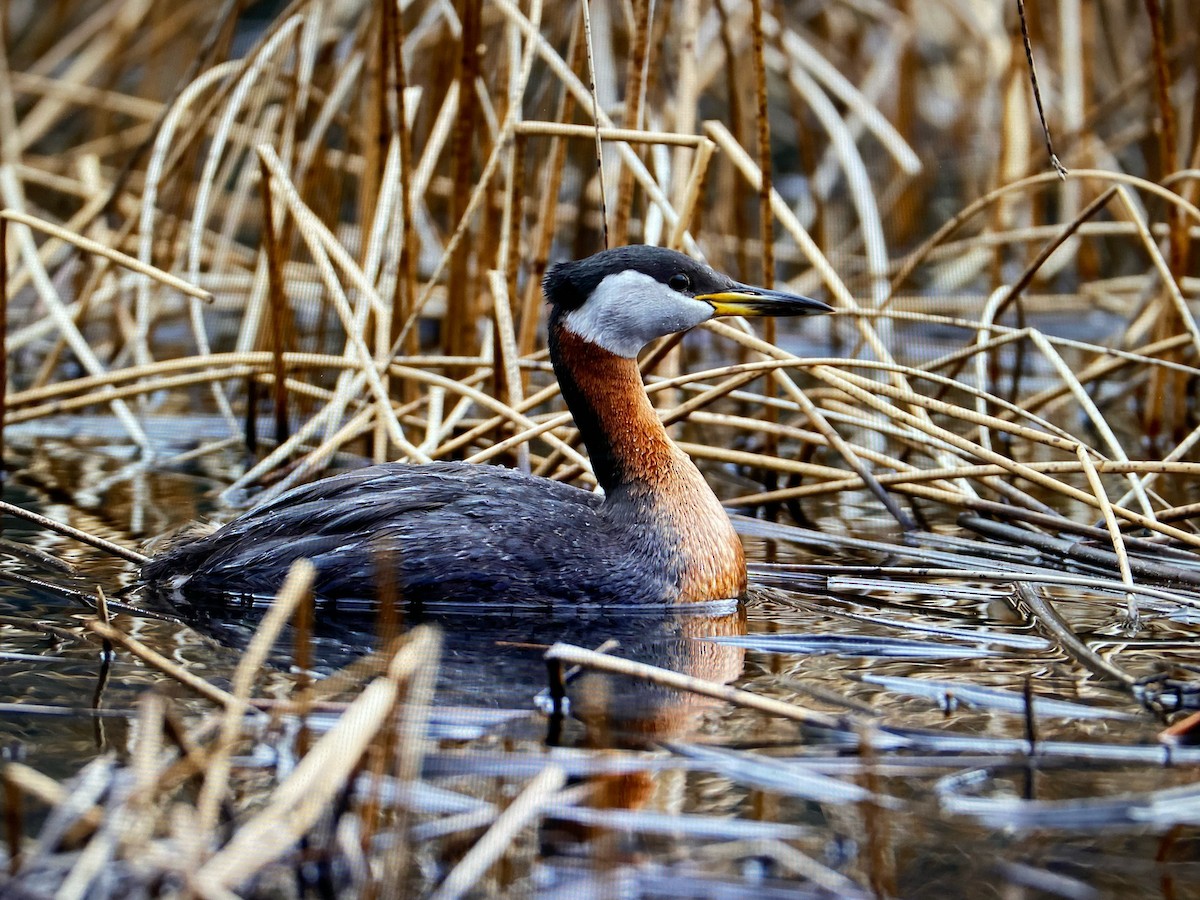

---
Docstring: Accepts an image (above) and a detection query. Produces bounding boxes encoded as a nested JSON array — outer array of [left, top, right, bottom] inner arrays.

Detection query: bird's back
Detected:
[[142, 461, 680, 607]]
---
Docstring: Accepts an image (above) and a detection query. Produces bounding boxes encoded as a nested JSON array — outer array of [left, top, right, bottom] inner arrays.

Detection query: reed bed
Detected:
[[1, 0, 1199, 896]]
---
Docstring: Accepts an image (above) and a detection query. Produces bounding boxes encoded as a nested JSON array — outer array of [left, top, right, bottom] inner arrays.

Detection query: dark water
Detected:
[[2, 419, 1200, 897]]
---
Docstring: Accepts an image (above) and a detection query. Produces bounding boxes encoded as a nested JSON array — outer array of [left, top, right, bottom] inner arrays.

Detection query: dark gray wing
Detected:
[[143, 462, 673, 606]]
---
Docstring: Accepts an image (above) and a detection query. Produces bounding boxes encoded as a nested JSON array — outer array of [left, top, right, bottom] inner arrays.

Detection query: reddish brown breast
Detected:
[[551, 323, 747, 603]]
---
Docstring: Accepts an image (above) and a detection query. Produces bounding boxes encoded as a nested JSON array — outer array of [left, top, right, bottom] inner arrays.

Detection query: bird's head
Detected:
[[543, 245, 831, 358]]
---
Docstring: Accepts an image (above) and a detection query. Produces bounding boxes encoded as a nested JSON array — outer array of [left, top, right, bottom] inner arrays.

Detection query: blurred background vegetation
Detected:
[[2, 0, 1197, 487]]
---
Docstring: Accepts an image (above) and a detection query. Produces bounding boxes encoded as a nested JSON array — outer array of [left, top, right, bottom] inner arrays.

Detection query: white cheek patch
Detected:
[[561, 270, 714, 357]]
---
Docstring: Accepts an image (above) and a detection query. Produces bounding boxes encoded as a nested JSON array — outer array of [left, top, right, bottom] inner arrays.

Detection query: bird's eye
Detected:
[[669, 273, 691, 292]]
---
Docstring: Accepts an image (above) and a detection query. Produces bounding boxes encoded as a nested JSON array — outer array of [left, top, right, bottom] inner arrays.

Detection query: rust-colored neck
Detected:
[[549, 320, 678, 492], [549, 318, 746, 602]]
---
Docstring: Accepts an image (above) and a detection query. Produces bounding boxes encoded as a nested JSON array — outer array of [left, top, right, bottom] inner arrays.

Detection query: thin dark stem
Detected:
[[1016, 0, 1068, 177]]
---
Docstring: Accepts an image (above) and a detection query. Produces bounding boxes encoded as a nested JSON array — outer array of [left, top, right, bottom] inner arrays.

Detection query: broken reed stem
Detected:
[[444, 0, 484, 359], [1141, 0, 1193, 441], [487, 271, 528, 470], [747, 0, 779, 466], [505, 134, 525, 307], [517, 10, 582, 359], [388, 0, 419, 369], [749, 0, 774, 290], [667, 138, 716, 250], [1025, 329, 1156, 519], [1142, 0, 1185, 267], [1113, 185, 1200, 356]]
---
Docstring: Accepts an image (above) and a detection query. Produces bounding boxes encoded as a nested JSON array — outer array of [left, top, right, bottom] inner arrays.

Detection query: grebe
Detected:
[[142, 245, 830, 606]]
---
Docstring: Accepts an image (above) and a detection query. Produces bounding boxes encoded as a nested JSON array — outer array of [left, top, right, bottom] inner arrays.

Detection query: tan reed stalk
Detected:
[[610, 0, 651, 246], [257, 154, 291, 447], [1143, 0, 1188, 274], [430, 765, 568, 900]]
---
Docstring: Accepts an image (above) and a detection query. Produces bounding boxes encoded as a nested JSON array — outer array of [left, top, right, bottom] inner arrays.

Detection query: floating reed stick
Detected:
[[543, 642, 844, 729]]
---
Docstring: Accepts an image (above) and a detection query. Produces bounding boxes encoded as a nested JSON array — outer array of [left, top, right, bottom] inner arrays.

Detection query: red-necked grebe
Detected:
[[142, 245, 830, 606]]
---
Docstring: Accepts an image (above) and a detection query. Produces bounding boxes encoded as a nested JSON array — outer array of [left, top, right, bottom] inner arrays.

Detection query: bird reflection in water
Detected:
[[160, 573, 749, 868], [559, 602, 747, 818], [174, 596, 745, 747]]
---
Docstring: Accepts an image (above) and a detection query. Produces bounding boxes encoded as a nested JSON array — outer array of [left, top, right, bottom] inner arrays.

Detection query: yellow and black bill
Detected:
[[697, 283, 833, 318]]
